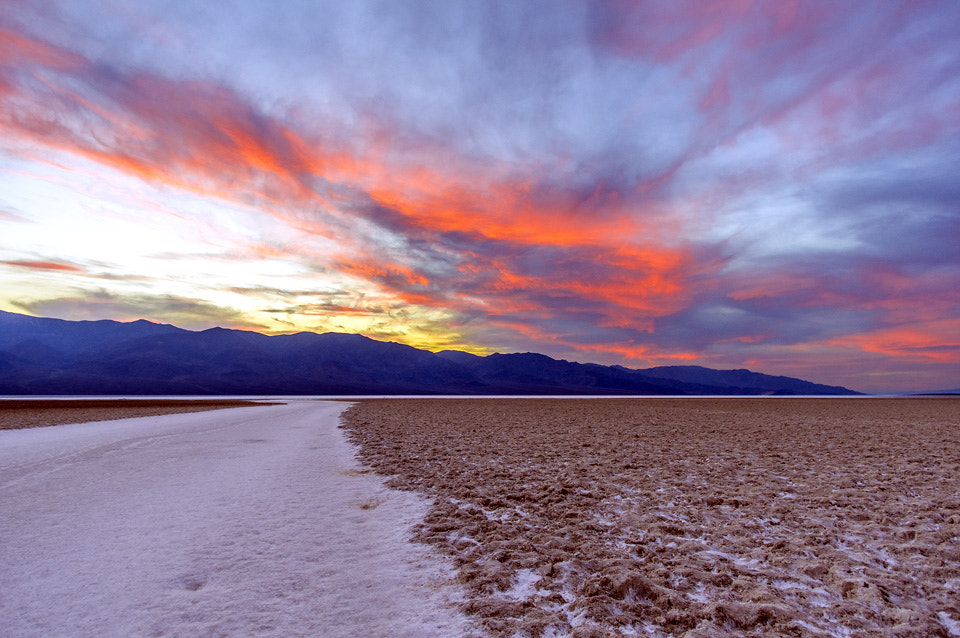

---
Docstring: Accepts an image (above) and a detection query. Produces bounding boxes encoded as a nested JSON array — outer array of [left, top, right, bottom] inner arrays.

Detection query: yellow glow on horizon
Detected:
[[0, 151, 490, 354]]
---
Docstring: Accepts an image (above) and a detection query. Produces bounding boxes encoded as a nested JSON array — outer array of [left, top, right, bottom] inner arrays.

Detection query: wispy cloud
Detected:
[[1, 259, 84, 272], [0, 207, 31, 222]]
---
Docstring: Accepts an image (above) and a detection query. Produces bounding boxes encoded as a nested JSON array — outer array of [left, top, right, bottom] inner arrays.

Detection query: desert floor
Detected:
[[341, 397, 960, 638], [0, 398, 277, 430], [0, 400, 473, 638]]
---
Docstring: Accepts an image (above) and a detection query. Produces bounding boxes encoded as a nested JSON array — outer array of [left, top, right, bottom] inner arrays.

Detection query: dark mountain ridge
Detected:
[[0, 310, 860, 395]]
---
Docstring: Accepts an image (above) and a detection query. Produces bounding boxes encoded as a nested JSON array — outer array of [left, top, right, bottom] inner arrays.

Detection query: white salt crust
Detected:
[[0, 401, 474, 637]]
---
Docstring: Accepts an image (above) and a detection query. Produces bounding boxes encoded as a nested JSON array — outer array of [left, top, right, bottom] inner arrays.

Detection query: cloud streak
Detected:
[[1, 259, 84, 272]]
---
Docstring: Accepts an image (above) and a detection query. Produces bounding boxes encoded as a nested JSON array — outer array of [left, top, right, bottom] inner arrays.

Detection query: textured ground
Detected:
[[0, 399, 277, 430], [340, 398, 960, 638]]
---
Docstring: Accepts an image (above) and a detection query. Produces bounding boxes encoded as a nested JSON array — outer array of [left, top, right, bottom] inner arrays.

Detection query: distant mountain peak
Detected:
[[0, 310, 862, 396]]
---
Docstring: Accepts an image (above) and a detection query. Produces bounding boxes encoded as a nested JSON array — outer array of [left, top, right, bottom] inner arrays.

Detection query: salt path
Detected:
[[0, 401, 473, 637]]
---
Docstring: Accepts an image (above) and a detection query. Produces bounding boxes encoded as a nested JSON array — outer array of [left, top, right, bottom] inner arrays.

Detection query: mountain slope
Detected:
[[633, 365, 856, 396], [0, 310, 861, 395]]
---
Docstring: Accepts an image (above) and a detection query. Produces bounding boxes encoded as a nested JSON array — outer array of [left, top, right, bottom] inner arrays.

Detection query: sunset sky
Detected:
[[1, 1, 959, 393]]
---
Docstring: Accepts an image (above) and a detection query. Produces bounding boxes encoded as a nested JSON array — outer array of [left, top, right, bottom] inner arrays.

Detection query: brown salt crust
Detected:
[[340, 397, 960, 637], [0, 399, 280, 430]]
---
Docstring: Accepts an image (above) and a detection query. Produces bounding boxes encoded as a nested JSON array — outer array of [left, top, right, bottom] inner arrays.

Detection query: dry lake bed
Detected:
[[341, 397, 960, 638], [2, 396, 959, 637]]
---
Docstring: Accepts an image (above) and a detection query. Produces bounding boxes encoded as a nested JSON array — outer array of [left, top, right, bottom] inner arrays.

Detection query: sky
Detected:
[[1, 0, 959, 393]]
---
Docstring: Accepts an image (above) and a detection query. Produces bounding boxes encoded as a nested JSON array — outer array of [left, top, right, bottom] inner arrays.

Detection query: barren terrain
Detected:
[[0, 399, 276, 430], [341, 398, 960, 637]]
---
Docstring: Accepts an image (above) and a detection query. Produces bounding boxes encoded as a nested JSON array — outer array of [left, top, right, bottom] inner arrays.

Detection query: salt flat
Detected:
[[0, 401, 472, 637], [343, 397, 960, 637]]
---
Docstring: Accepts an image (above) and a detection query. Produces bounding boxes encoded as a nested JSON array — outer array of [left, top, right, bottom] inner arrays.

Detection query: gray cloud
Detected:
[[13, 290, 262, 332]]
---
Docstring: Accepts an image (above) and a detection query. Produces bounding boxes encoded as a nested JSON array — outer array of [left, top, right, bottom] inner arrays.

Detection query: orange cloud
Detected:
[[826, 321, 960, 363], [336, 257, 430, 288], [366, 170, 677, 251], [488, 318, 564, 345], [584, 342, 699, 362], [1, 260, 84, 272]]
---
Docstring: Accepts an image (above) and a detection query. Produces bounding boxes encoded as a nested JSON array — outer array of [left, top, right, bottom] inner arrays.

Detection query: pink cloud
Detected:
[[1, 259, 84, 273]]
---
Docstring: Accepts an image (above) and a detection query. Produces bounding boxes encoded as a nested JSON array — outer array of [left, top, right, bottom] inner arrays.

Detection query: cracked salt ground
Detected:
[[0, 401, 477, 637], [342, 397, 960, 637], [496, 568, 547, 602]]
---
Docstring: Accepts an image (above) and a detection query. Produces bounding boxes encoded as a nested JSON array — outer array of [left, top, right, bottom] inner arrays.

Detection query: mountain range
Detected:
[[0, 310, 860, 395]]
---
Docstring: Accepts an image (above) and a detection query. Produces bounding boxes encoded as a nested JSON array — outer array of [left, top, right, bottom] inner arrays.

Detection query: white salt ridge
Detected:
[[0, 401, 474, 637], [941, 611, 960, 637], [496, 567, 543, 602]]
